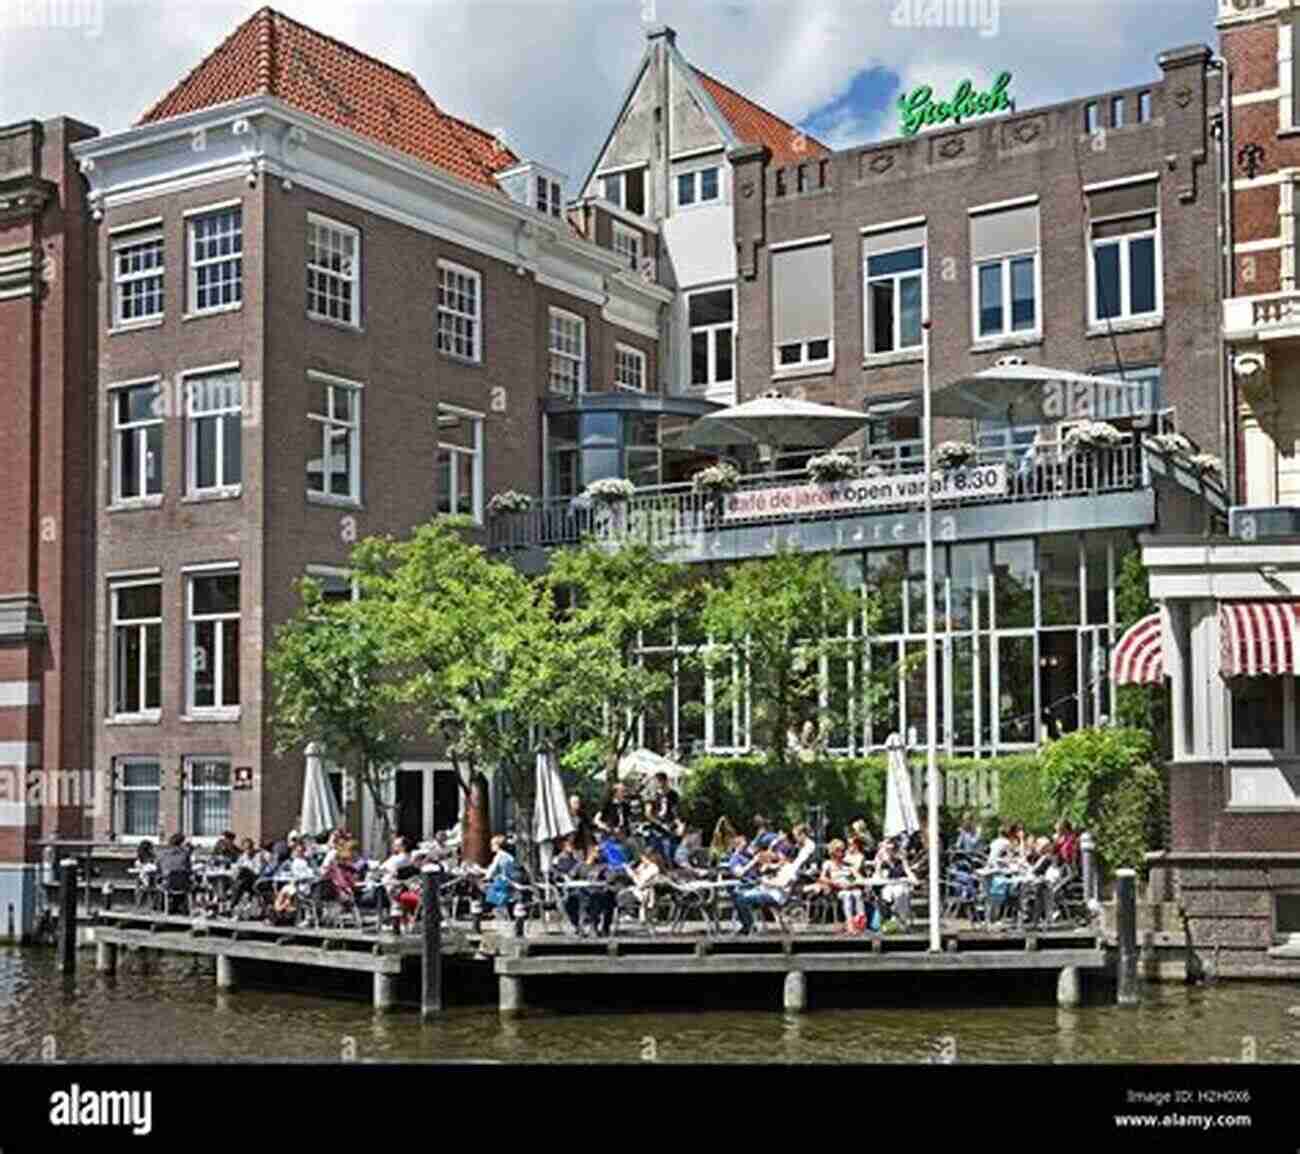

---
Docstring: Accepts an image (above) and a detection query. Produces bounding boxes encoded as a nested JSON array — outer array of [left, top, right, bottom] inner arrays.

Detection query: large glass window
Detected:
[[186, 370, 242, 495], [307, 373, 360, 501], [111, 582, 161, 718], [187, 570, 240, 713], [772, 240, 833, 369], [188, 206, 242, 313], [867, 550, 905, 634], [1088, 181, 1159, 323], [437, 260, 481, 362], [950, 543, 990, 631], [546, 413, 580, 498], [864, 226, 924, 354], [1230, 678, 1288, 751], [600, 168, 645, 215], [185, 757, 231, 839], [688, 289, 734, 388], [1040, 536, 1081, 626], [436, 405, 483, 522], [970, 203, 1039, 340], [614, 344, 647, 393], [112, 381, 162, 503], [306, 215, 360, 327], [548, 309, 586, 395], [116, 760, 160, 839], [993, 540, 1035, 629], [112, 231, 164, 325], [996, 635, 1036, 746]]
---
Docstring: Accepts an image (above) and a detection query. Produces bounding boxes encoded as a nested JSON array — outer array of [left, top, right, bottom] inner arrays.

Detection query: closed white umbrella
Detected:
[[665, 388, 869, 452], [299, 742, 342, 838], [533, 750, 575, 878], [882, 734, 920, 841]]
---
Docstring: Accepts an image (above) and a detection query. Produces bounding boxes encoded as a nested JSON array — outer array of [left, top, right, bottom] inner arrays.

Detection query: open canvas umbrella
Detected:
[[666, 388, 870, 452], [533, 750, 575, 877], [299, 742, 342, 838], [617, 748, 689, 787], [897, 357, 1149, 423], [882, 734, 920, 842]]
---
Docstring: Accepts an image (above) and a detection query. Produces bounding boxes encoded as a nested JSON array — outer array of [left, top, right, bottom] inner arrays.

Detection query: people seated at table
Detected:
[[955, 811, 984, 856], [479, 834, 518, 917], [568, 794, 594, 851], [845, 834, 870, 875], [673, 824, 704, 870], [987, 825, 1014, 868], [849, 819, 876, 858], [722, 835, 756, 879], [225, 838, 263, 914], [598, 827, 630, 870], [1053, 819, 1079, 868], [134, 840, 156, 869], [750, 815, 777, 853], [734, 845, 803, 935], [627, 848, 667, 923], [595, 782, 635, 836], [814, 839, 866, 931], [579, 841, 616, 937], [874, 837, 919, 929], [272, 841, 316, 921], [1019, 835, 1061, 927], [709, 816, 737, 865], [157, 833, 193, 901], [646, 772, 681, 859], [213, 830, 240, 863]]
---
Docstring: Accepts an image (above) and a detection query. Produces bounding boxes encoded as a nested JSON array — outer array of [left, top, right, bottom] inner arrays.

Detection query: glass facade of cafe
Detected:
[[635, 528, 1132, 758]]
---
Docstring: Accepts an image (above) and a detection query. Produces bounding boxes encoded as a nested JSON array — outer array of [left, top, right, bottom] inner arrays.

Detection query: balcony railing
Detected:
[[490, 437, 1166, 554], [1223, 290, 1300, 341]]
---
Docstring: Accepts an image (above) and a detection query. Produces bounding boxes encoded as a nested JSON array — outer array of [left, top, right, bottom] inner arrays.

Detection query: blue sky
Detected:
[[0, 1, 1218, 185]]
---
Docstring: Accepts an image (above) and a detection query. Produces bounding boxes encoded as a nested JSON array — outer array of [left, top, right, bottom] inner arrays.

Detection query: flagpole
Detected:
[[922, 314, 940, 953]]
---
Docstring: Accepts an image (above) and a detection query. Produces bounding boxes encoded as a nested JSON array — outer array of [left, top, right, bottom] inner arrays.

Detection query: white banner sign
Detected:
[[722, 464, 1007, 522]]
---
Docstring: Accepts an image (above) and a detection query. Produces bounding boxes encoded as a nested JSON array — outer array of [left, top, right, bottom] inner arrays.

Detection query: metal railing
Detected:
[[490, 437, 1147, 553]]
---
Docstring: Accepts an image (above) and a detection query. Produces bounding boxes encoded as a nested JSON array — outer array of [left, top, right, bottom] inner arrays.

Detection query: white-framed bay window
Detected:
[[1086, 178, 1161, 325], [113, 758, 161, 841], [864, 222, 925, 355], [186, 566, 240, 716], [306, 370, 362, 503], [687, 287, 734, 389], [548, 308, 586, 395], [111, 579, 161, 719], [183, 756, 231, 842], [970, 199, 1040, 342], [184, 365, 242, 497], [111, 226, 164, 326], [772, 237, 834, 371], [186, 203, 242, 314], [436, 404, 484, 522], [614, 343, 647, 392], [306, 213, 360, 327], [110, 377, 163, 504], [436, 259, 481, 363]]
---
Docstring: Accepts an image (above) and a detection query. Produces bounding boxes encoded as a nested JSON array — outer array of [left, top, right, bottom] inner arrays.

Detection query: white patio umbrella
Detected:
[[533, 750, 575, 878], [299, 742, 342, 838], [882, 734, 920, 842], [665, 388, 870, 453], [617, 748, 689, 787]]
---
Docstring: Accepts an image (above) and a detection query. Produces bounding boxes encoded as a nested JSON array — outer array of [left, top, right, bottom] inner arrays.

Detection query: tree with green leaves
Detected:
[[1114, 545, 1168, 751], [544, 543, 695, 783], [698, 547, 875, 770], [267, 576, 409, 845]]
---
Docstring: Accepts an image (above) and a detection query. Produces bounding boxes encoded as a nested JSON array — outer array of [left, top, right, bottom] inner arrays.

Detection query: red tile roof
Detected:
[[691, 66, 829, 166], [138, 7, 518, 190]]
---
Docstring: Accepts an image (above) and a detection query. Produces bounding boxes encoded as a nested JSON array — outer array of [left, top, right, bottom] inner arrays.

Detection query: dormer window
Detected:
[[536, 174, 562, 218], [600, 167, 646, 216]]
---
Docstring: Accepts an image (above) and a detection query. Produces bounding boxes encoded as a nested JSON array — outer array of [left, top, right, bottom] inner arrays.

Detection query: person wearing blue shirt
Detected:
[[599, 830, 629, 869], [750, 815, 777, 853]]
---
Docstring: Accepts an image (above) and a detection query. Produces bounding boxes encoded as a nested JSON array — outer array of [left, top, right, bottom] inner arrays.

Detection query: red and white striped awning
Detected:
[[1219, 602, 1300, 677], [1112, 612, 1164, 685]]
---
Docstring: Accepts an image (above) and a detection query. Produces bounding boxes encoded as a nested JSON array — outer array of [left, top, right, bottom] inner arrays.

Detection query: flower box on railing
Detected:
[[933, 441, 977, 469], [806, 451, 857, 484], [583, 477, 636, 505], [1062, 421, 1123, 455], [691, 463, 741, 495], [486, 490, 533, 517]]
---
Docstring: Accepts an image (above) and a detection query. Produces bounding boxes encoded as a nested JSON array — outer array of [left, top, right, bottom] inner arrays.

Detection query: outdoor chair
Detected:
[[160, 871, 191, 916]]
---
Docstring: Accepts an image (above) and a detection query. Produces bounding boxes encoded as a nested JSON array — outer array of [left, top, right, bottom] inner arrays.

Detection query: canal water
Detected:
[[3, 945, 1299, 1063]]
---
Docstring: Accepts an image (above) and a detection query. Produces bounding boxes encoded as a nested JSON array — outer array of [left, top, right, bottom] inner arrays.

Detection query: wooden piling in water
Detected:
[[57, 860, 78, 974], [421, 867, 442, 1020], [1116, 869, 1138, 1007]]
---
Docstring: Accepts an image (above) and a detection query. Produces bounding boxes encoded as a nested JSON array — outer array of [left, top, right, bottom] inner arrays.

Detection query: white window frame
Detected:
[[306, 213, 361, 328], [614, 343, 647, 393], [599, 166, 647, 216], [436, 404, 485, 524], [306, 370, 362, 505], [972, 251, 1041, 342], [186, 566, 240, 717], [109, 376, 163, 505], [183, 756, 232, 845], [110, 579, 162, 721], [1087, 211, 1162, 326], [611, 221, 641, 271], [113, 758, 162, 843], [675, 164, 721, 209], [548, 307, 587, 395], [111, 229, 164, 326], [436, 259, 482, 363], [686, 286, 735, 389], [536, 175, 562, 218], [186, 204, 243, 315], [864, 241, 926, 355], [183, 366, 242, 497], [306, 564, 359, 603]]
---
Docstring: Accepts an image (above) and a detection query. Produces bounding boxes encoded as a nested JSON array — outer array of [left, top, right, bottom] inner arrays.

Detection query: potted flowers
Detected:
[[583, 477, 636, 506], [1062, 420, 1123, 455], [485, 490, 533, 518], [933, 441, 977, 470], [690, 463, 741, 496], [806, 451, 857, 484]]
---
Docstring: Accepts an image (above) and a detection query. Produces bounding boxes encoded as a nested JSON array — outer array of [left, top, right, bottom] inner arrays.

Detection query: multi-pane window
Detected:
[[115, 759, 161, 839], [186, 370, 242, 494], [187, 570, 240, 712], [864, 226, 924, 354], [187, 206, 242, 313], [688, 288, 735, 388], [614, 344, 647, 392], [1088, 180, 1160, 323], [112, 380, 162, 503], [111, 581, 161, 718], [600, 168, 646, 215], [773, 240, 833, 369], [306, 372, 361, 501], [306, 215, 360, 326], [112, 232, 164, 325], [436, 260, 481, 362], [612, 221, 641, 271], [536, 175, 562, 217], [548, 308, 586, 395], [185, 757, 231, 839], [970, 203, 1040, 340], [676, 166, 720, 207], [436, 405, 483, 522]]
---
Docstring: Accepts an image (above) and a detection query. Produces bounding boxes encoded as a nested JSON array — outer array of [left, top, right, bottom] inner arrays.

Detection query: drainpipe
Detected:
[[1209, 54, 1235, 504]]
